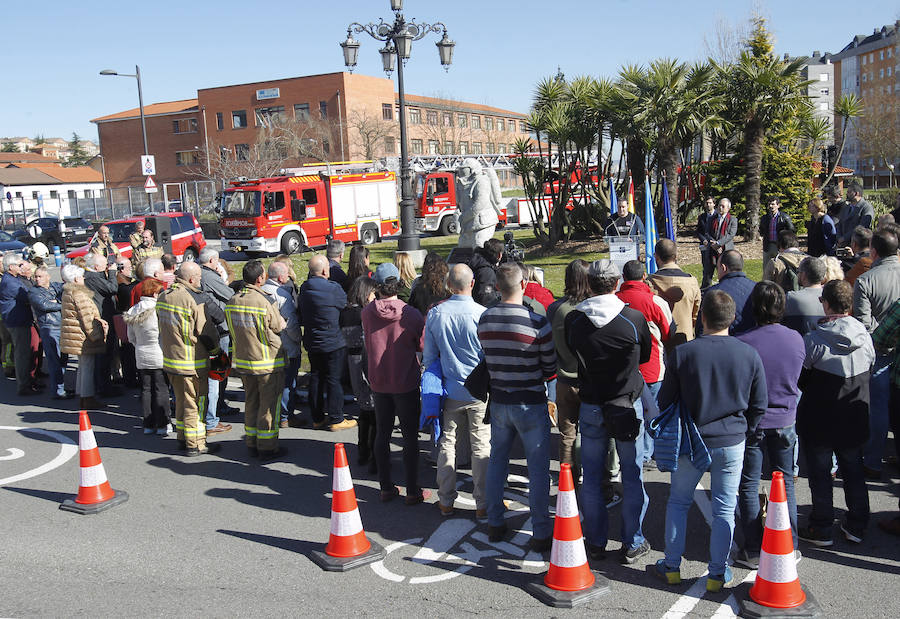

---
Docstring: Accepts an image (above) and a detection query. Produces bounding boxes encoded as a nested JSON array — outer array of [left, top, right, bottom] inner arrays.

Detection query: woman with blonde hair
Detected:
[[807, 197, 836, 257], [393, 252, 416, 302]]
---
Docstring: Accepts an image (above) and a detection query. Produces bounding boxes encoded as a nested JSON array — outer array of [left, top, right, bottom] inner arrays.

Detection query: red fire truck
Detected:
[[219, 170, 400, 255], [414, 170, 508, 236]]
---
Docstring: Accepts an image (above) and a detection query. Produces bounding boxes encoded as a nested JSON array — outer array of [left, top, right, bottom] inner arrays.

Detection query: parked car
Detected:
[[65, 212, 207, 262], [0, 229, 27, 252], [15, 217, 94, 248]]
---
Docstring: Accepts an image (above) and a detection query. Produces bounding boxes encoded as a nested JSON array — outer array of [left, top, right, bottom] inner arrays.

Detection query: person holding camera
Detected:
[[565, 259, 652, 564]]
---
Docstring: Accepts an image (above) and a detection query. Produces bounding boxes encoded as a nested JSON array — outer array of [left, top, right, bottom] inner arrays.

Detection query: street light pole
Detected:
[[340, 1, 455, 253], [100, 65, 152, 210]]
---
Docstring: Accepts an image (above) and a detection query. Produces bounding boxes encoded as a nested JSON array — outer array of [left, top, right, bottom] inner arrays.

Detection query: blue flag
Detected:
[[644, 179, 659, 274], [662, 175, 675, 240], [609, 177, 617, 218]]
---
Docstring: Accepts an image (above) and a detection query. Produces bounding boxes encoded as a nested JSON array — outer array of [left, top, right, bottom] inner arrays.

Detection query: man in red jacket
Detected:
[[617, 260, 674, 465]]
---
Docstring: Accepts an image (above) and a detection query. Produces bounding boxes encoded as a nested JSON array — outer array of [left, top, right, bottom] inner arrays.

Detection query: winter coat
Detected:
[[853, 255, 900, 333], [647, 265, 701, 347], [468, 250, 500, 307], [361, 298, 424, 394], [299, 276, 347, 353], [84, 270, 119, 319], [699, 271, 756, 335], [763, 249, 807, 291], [200, 264, 234, 312], [797, 316, 875, 447], [0, 273, 32, 327], [261, 278, 302, 360], [60, 282, 107, 356], [524, 282, 555, 312], [616, 280, 674, 384], [759, 211, 795, 252], [124, 296, 164, 370], [29, 282, 63, 330], [225, 284, 286, 375]]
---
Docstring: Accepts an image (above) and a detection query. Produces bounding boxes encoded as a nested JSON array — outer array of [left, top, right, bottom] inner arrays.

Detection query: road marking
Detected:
[[0, 448, 25, 461], [412, 519, 476, 564], [662, 574, 710, 619], [711, 571, 757, 618], [0, 427, 78, 486]]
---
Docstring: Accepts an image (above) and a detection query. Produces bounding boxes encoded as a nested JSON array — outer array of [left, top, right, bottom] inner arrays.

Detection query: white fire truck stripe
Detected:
[[79, 463, 108, 488], [330, 508, 364, 537], [549, 538, 587, 568]]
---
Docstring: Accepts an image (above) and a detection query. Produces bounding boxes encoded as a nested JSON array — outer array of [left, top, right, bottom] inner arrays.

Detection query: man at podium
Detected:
[[605, 198, 645, 238]]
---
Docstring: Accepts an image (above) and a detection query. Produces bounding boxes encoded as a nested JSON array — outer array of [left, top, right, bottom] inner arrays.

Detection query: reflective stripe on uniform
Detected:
[[245, 425, 258, 437], [232, 357, 285, 371]]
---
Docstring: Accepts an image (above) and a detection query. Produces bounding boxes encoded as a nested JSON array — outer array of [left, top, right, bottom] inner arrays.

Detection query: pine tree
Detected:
[[65, 132, 90, 167], [1, 141, 19, 153]]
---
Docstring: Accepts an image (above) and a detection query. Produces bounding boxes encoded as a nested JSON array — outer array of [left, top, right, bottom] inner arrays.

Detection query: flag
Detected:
[[644, 179, 659, 274], [627, 176, 635, 214], [661, 174, 675, 240], [609, 177, 617, 218]]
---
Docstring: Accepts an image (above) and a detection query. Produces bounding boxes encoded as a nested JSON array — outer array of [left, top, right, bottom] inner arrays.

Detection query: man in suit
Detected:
[[707, 198, 738, 282], [759, 197, 795, 267], [697, 197, 717, 288]]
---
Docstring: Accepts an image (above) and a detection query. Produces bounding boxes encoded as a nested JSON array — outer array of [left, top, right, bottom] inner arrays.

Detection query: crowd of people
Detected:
[[2, 180, 899, 590]]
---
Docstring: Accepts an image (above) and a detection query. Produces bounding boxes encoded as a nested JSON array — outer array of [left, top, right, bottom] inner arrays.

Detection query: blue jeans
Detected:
[[803, 439, 869, 531], [864, 353, 891, 471], [206, 335, 229, 430], [281, 355, 302, 417], [580, 399, 648, 550], [664, 442, 744, 576], [38, 326, 63, 387], [738, 426, 797, 551], [486, 401, 552, 539], [644, 382, 661, 463]]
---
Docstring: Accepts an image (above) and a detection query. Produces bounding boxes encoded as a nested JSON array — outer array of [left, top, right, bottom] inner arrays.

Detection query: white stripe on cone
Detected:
[[556, 489, 578, 519], [79, 430, 97, 451], [79, 463, 108, 488], [765, 498, 791, 532], [549, 538, 588, 569], [758, 549, 799, 584], [333, 466, 353, 492], [330, 508, 364, 537]]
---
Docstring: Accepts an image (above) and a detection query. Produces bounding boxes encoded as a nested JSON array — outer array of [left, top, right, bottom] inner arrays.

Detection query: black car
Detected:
[[15, 217, 94, 248]]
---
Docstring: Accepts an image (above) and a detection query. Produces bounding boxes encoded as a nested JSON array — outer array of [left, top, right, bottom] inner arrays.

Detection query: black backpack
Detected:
[[777, 256, 801, 292]]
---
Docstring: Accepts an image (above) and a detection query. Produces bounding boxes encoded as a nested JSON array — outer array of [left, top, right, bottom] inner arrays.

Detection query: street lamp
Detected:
[[100, 65, 151, 210], [340, 1, 455, 253], [872, 163, 877, 191], [889, 164, 895, 189]]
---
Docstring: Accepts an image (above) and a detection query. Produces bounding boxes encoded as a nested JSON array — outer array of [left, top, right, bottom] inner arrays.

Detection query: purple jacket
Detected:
[[737, 324, 805, 429]]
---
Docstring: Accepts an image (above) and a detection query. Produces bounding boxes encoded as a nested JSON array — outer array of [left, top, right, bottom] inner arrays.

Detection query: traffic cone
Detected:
[[740, 472, 822, 618], [59, 410, 129, 515], [309, 443, 385, 572], [527, 463, 610, 608]]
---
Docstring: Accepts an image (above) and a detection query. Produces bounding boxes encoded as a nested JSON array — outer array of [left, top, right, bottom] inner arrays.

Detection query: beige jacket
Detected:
[[225, 284, 285, 375], [647, 264, 701, 348], [156, 278, 219, 375], [60, 282, 107, 356]]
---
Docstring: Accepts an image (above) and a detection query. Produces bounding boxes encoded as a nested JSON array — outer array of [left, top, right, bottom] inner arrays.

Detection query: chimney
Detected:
[[812, 50, 821, 58]]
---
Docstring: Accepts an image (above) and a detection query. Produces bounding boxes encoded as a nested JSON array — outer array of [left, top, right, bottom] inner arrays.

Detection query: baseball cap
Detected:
[[374, 262, 400, 284], [588, 258, 620, 280]]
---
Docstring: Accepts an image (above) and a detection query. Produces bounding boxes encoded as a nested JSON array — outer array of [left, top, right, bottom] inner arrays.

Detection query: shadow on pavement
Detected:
[[5, 486, 74, 504], [217, 528, 323, 559]]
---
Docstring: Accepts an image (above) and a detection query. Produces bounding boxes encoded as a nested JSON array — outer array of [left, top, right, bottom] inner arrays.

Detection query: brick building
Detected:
[[92, 71, 529, 188]]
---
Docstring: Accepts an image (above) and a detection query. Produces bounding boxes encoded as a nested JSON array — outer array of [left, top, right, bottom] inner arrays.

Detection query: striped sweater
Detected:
[[477, 302, 557, 404]]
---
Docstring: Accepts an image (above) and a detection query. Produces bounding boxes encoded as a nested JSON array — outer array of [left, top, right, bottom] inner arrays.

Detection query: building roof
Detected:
[[12, 164, 103, 183], [0, 152, 61, 164], [91, 98, 199, 123], [0, 168, 63, 185], [812, 161, 854, 176], [836, 21, 899, 56], [401, 93, 525, 118]]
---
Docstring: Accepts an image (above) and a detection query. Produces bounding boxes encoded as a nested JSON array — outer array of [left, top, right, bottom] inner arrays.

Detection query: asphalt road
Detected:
[[2, 374, 900, 617]]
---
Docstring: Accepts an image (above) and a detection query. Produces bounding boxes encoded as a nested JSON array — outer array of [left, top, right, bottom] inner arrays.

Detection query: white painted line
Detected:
[[470, 531, 526, 557], [411, 519, 476, 564], [370, 538, 420, 583], [0, 448, 25, 461], [0, 427, 78, 486], [712, 572, 756, 618], [662, 572, 710, 619], [523, 550, 545, 568]]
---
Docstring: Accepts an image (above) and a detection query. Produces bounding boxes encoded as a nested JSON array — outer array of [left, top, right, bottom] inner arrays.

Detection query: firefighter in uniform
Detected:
[[157, 261, 222, 456], [225, 260, 286, 460]]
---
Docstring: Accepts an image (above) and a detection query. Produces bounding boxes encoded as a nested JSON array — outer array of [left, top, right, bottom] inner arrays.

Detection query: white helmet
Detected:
[[30, 242, 50, 260]]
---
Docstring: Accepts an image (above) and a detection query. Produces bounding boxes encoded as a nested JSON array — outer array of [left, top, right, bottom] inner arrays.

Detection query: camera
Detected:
[[502, 230, 524, 263]]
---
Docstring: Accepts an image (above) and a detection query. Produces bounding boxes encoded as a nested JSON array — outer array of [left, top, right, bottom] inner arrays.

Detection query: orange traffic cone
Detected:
[[527, 463, 610, 608], [740, 472, 822, 618], [59, 410, 128, 515], [310, 443, 385, 572]]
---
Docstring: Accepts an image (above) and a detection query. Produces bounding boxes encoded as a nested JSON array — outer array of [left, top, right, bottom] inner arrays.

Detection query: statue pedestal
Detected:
[[394, 249, 427, 269]]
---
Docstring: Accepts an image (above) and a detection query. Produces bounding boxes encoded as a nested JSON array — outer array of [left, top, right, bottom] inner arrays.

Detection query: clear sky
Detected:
[[2, 0, 898, 143]]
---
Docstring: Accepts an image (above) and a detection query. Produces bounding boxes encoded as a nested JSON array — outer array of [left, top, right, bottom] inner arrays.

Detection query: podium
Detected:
[[605, 235, 642, 272]]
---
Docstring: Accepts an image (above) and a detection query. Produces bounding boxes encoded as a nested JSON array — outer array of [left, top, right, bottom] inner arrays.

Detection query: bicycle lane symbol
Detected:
[[370, 474, 547, 584], [0, 426, 78, 486]]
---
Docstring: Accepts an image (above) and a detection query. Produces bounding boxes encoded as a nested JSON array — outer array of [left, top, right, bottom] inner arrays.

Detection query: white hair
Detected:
[[142, 257, 163, 278], [61, 264, 84, 283], [198, 248, 218, 265], [2, 253, 23, 269], [85, 252, 107, 271], [267, 260, 287, 279]]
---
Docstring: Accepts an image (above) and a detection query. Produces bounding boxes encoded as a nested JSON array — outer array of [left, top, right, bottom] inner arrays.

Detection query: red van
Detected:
[[65, 212, 207, 261]]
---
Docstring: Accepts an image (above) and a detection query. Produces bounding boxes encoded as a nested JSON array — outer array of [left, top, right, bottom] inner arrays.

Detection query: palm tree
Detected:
[[822, 93, 864, 187], [715, 19, 809, 240]]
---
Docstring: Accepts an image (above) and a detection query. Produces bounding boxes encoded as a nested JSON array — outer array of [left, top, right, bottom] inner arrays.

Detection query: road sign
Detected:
[[140, 155, 156, 176], [144, 176, 158, 194]]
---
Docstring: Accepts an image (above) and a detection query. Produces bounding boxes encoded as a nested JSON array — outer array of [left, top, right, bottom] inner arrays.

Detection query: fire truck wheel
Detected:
[[360, 226, 379, 246], [281, 232, 302, 254], [439, 217, 458, 236], [182, 247, 198, 262]]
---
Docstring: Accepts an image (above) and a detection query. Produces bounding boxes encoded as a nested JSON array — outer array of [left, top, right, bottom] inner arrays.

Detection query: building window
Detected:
[[382, 103, 393, 120], [232, 110, 247, 128], [889, 67, 893, 77], [472, 115, 481, 129], [32, 191, 38, 200], [820, 87, 829, 96], [862, 73, 867, 83], [880, 69, 885, 79], [862, 55, 867, 65], [472, 141, 482, 154], [426, 111, 438, 126], [294, 103, 310, 120], [428, 140, 440, 154], [323, 139, 330, 154], [485, 117, 494, 131], [818, 102, 828, 111], [49, 191, 58, 199], [459, 141, 468, 154], [444, 140, 454, 154], [819, 73, 828, 81], [881, 50, 885, 60], [486, 142, 495, 152], [84, 189, 93, 198], [497, 118, 505, 132], [520, 120, 528, 132], [216, 112, 223, 130], [235, 144, 250, 161], [442, 112, 453, 127], [255, 106, 285, 127], [408, 108, 421, 124], [67, 190, 76, 199], [172, 118, 198, 134], [384, 136, 396, 154], [457, 114, 467, 128], [175, 150, 201, 166], [410, 139, 423, 154], [889, 48, 894, 58], [319, 101, 328, 119]]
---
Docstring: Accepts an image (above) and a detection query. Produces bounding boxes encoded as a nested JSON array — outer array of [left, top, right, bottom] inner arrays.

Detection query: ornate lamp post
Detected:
[[340, 0, 455, 253]]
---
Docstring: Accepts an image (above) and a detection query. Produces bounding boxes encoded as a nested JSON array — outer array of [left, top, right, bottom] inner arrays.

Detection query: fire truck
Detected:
[[414, 170, 508, 236], [219, 166, 400, 255]]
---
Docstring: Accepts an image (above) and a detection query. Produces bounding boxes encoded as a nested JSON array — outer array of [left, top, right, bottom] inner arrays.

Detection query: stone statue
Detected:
[[456, 158, 503, 249]]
